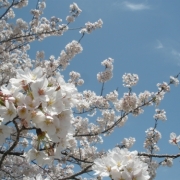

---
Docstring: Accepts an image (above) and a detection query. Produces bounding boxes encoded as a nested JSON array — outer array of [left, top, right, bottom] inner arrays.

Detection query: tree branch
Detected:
[[138, 152, 180, 159], [58, 165, 92, 180], [0, 119, 20, 168]]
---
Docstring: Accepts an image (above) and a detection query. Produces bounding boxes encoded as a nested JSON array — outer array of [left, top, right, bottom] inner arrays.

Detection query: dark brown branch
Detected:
[[0, 168, 20, 180], [0, 25, 68, 44], [138, 152, 180, 159], [100, 82, 105, 96], [31, 161, 55, 180], [74, 75, 180, 138], [61, 151, 93, 164], [58, 165, 92, 180], [0, 0, 15, 20], [0, 119, 20, 168], [78, 33, 85, 43], [0, 151, 23, 156]]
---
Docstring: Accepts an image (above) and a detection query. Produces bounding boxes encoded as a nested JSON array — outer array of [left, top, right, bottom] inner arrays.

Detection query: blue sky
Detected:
[[15, 0, 180, 179]]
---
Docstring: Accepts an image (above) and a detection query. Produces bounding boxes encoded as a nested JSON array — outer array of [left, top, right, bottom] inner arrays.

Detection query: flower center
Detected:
[[38, 89, 45, 95]]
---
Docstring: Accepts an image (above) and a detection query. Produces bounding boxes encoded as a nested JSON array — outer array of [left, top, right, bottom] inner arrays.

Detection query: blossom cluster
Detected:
[[0, 66, 78, 165], [68, 71, 84, 86], [66, 2, 82, 22], [153, 109, 167, 121], [0, 1, 83, 85], [80, 19, 103, 34], [92, 147, 150, 180], [122, 73, 139, 88], [144, 128, 162, 152], [0, 1, 180, 180], [97, 58, 114, 83], [121, 137, 136, 149]]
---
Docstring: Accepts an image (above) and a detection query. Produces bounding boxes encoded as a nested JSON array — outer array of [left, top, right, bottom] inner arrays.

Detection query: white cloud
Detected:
[[156, 40, 163, 49], [155, 39, 180, 65], [172, 49, 180, 59], [123, 1, 150, 11], [171, 49, 180, 66]]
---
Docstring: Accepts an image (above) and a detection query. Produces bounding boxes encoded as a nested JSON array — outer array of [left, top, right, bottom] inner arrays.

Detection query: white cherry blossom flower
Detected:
[[12, 67, 44, 86], [30, 110, 46, 124], [122, 73, 139, 87], [17, 106, 28, 119], [49, 115, 71, 142], [157, 82, 170, 92], [24, 174, 50, 180], [92, 156, 116, 177], [153, 109, 167, 121], [138, 90, 152, 106], [97, 69, 113, 83], [53, 138, 67, 158], [0, 100, 17, 122], [24, 95, 40, 110], [93, 147, 150, 180], [1, 83, 20, 96], [101, 58, 114, 70], [115, 93, 138, 112], [37, 115, 56, 135], [170, 76, 179, 86], [26, 148, 48, 166], [161, 158, 173, 167], [14, 92, 25, 106], [42, 90, 65, 115], [31, 77, 52, 102], [66, 16, 75, 22], [121, 137, 136, 149], [106, 90, 118, 102], [169, 132, 180, 145]]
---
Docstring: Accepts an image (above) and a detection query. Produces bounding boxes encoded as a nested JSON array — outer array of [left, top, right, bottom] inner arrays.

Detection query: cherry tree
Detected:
[[0, 1, 180, 180]]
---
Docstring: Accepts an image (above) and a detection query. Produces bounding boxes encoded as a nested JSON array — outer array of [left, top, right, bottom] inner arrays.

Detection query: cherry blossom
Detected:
[[92, 147, 150, 180], [122, 73, 139, 87], [169, 132, 180, 145], [0, 1, 180, 180], [26, 148, 50, 166], [0, 100, 17, 122], [170, 76, 179, 86], [153, 109, 167, 121]]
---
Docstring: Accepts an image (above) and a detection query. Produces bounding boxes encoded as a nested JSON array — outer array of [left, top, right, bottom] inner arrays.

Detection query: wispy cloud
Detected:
[[172, 49, 180, 59], [155, 39, 180, 65], [122, 1, 150, 11], [156, 40, 163, 49], [172, 49, 180, 66]]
